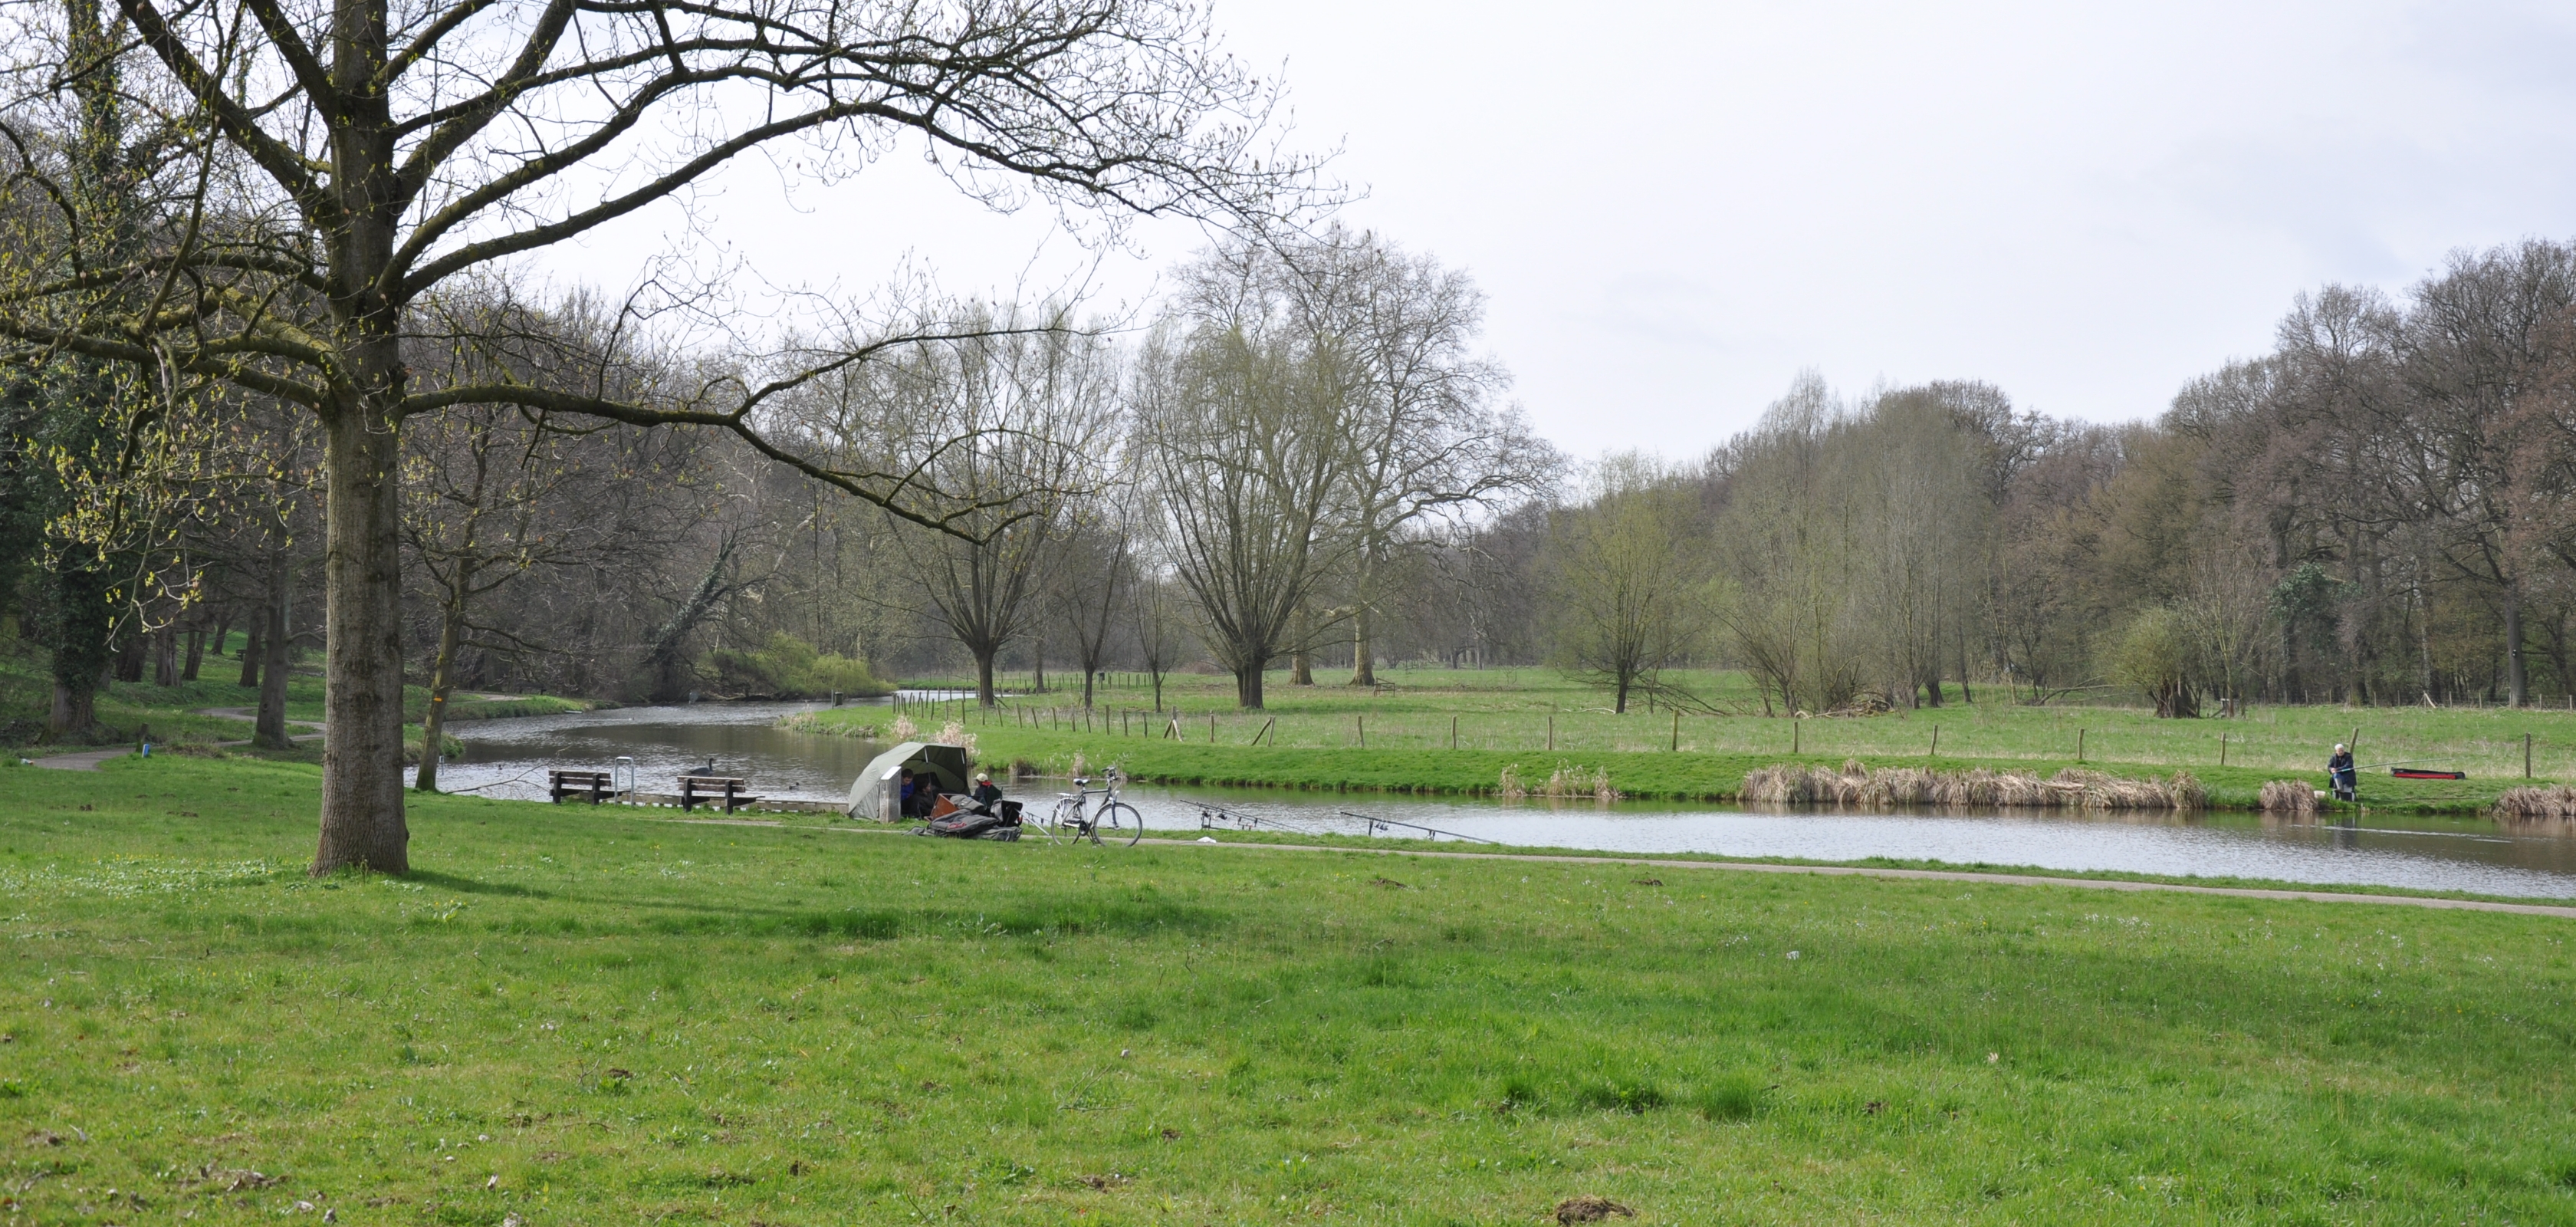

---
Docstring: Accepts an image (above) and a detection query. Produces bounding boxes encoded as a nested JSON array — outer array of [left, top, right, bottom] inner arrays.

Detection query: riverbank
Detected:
[[0, 645, 590, 755], [5, 752, 2574, 1222], [829, 714, 2539, 815]]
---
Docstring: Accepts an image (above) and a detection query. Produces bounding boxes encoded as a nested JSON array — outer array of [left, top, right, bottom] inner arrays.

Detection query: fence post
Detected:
[[1792, 718, 1800, 756], [1671, 709, 1681, 752], [2077, 729, 2085, 764], [1452, 715, 1459, 750], [2527, 732, 2534, 779], [1357, 715, 1365, 748], [1930, 725, 1938, 757], [1547, 714, 1554, 752]]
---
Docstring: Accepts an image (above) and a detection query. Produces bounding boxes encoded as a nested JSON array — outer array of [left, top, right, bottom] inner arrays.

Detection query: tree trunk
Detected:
[[1149, 665, 1165, 712], [45, 564, 116, 741], [414, 591, 468, 791], [309, 396, 410, 875], [975, 650, 997, 707], [1031, 635, 1046, 693], [238, 622, 264, 689], [182, 627, 204, 681], [2505, 594, 2529, 707], [1349, 603, 1376, 686], [1235, 662, 1265, 709], [1613, 672, 1629, 715], [153, 624, 178, 686], [254, 554, 294, 749], [1290, 606, 1313, 685]]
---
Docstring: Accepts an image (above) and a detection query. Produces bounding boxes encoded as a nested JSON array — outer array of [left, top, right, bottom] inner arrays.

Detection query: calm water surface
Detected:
[[438, 701, 2576, 899]]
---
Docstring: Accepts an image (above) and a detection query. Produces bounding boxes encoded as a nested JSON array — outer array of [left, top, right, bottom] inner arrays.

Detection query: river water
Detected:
[[435, 700, 2576, 899]]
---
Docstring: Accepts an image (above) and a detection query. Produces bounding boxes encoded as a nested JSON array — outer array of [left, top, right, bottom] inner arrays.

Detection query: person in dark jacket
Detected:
[[2328, 743, 2357, 803], [971, 771, 1004, 808]]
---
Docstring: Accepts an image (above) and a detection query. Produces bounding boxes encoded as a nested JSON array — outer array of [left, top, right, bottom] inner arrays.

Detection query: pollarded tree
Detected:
[[1543, 453, 1700, 714], [0, 0, 1311, 872], [855, 309, 1123, 706], [1137, 297, 1360, 709]]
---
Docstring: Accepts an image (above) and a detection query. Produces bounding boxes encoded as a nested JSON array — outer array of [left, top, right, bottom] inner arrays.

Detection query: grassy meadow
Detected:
[[852, 666, 2576, 813], [4, 754, 2576, 1224]]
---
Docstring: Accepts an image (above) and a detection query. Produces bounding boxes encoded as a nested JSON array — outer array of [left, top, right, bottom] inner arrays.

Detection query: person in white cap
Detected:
[[2327, 743, 2356, 802], [970, 771, 1004, 808]]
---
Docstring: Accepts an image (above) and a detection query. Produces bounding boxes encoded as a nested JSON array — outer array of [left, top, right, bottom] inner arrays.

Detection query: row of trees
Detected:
[[0, 0, 1317, 873], [1509, 238, 2576, 719], [852, 229, 1550, 711]]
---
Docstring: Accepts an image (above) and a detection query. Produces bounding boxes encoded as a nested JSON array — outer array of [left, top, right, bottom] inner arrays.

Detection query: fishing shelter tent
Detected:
[[849, 742, 973, 821]]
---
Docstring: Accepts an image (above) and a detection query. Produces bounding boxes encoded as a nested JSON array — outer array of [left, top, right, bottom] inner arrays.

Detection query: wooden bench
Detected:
[[549, 769, 614, 804], [678, 775, 762, 814]]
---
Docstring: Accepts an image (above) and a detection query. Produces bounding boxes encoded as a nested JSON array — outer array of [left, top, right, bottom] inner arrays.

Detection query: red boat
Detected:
[[2390, 768, 2466, 780]]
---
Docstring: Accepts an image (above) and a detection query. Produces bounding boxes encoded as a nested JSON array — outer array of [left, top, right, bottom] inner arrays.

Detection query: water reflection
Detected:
[[439, 703, 2576, 899]]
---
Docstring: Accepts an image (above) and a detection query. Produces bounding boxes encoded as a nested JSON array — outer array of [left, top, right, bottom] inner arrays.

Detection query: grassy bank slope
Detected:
[[3, 756, 2574, 1222], [0, 640, 587, 754], [844, 667, 2571, 814], [845, 720, 2528, 814]]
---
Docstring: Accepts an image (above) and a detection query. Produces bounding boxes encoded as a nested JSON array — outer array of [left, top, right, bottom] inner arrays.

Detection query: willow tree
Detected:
[[0, 0, 1307, 873], [1138, 298, 1358, 710]]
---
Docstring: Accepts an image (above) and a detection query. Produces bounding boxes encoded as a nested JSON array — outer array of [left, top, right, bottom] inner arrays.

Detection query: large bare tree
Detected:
[[1270, 228, 1547, 686], [0, 0, 1309, 872]]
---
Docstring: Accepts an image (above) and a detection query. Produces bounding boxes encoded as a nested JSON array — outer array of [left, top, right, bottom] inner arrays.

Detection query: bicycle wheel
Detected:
[[1040, 798, 1081, 844], [1099, 801, 1144, 847]]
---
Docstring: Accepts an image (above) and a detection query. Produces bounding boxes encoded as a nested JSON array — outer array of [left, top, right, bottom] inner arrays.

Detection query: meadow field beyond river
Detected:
[[819, 667, 2576, 816], [6, 753, 2576, 1224]]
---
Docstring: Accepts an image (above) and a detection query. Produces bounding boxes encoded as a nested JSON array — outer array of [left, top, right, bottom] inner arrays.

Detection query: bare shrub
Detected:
[[1745, 762, 2204, 811], [2495, 785, 2576, 821], [934, 720, 981, 759], [2258, 779, 2318, 814]]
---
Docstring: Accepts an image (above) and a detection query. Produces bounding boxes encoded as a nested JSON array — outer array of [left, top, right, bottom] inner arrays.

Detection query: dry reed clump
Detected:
[[888, 713, 919, 742], [1498, 763, 1527, 801], [1740, 762, 2204, 810], [933, 719, 980, 758], [1538, 762, 1620, 802], [2493, 785, 2576, 821], [2257, 779, 2319, 814]]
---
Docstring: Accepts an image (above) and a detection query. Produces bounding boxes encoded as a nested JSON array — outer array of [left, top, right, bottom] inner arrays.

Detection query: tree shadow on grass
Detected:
[[404, 869, 556, 899]]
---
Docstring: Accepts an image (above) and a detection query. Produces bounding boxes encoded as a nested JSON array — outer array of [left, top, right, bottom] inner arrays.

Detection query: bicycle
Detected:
[[1041, 766, 1142, 846]]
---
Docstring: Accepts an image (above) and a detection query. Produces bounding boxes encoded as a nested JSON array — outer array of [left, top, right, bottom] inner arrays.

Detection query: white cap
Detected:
[[2334, 744, 2347, 752]]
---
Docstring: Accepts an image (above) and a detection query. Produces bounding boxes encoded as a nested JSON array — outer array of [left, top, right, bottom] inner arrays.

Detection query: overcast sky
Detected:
[[541, 0, 2576, 459]]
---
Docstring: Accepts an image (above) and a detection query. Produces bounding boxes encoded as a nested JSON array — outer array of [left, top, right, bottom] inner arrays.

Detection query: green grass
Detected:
[[861, 667, 2569, 814], [5, 755, 2576, 1223]]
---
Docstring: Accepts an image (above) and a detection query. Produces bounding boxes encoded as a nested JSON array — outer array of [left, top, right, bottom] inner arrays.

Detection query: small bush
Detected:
[[703, 633, 891, 699]]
